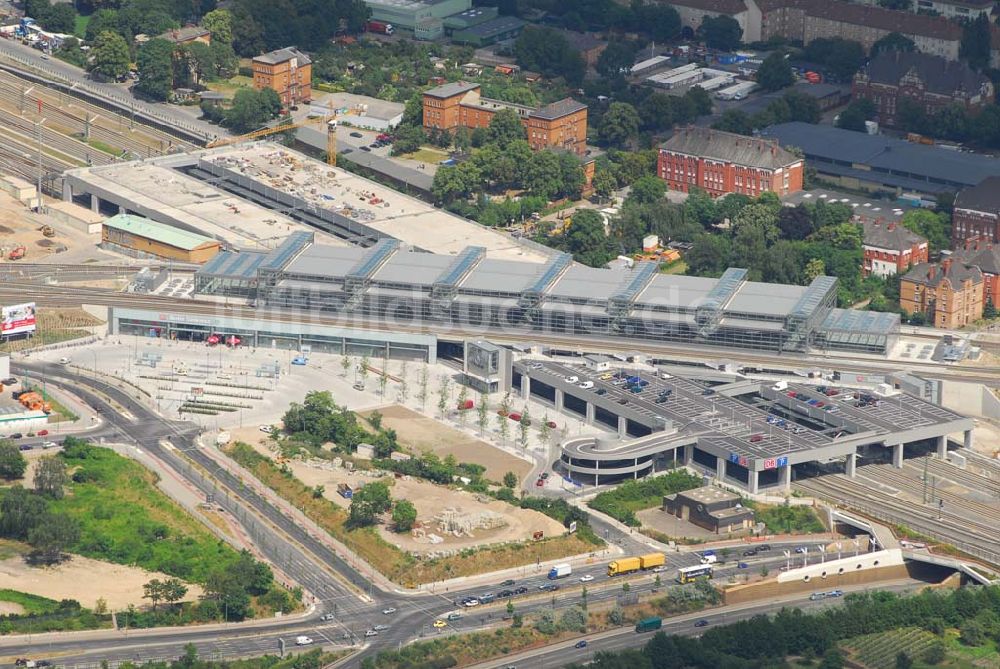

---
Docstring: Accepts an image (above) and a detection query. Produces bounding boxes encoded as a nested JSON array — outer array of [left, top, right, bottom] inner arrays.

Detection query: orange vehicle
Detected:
[[8, 246, 25, 260]]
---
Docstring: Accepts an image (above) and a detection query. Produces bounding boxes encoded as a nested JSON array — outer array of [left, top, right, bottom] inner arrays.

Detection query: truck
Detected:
[[365, 20, 394, 35], [639, 553, 666, 570], [548, 563, 572, 579], [635, 617, 663, 633], [700, 554, 718, 565], [337, 483, 353, 499], [607, 557, 642, 577]]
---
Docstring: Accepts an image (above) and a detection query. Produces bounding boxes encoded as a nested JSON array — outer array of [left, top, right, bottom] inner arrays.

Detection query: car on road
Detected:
[[365, 629, 378, 637], [433, 619, 447, 628], [595, 388, 607, 395], [566, 376, 579, 383], [535, 478, 545, 487], [360, 146, 371, 151], [382, 607, 396, 614], [758, 544, 771, 551], [10, 433, 22, 439], [349, 132, 363, 138], [36, 429, 47, 436], [540, 584, 559, 592], [500, 579, 515, 586], [809, 592, 827, 601], [41, 442, 57, 449], [18, 444, 31, 451], [373, 624, 389, 631], [320, 613, 335, 621], [446, 612, 462, 621], [464, 598, 480, 607], [58, 357, 70, 364], [742, 549, 758, 557], [259, 425, 273, 434], [578, 381, 594, 390], [738, 562, 748, 569], [827, 589, 844, 597], [579, 574, 594, 582], [694, 619, 709, 627], [514, 586, 528, 595], [540, 472, 549, 480], [795, 547, 806, 554], [498, 589, 513, 598], [295, 636, 313, 645], [575, 640, 588, 649]]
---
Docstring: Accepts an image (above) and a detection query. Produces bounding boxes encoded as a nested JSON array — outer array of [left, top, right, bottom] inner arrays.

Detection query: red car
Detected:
[[535, 479, 545, 487], [508, 412, 522, 422], [546, 420, 557, 429], [36, 429, 48, 436]]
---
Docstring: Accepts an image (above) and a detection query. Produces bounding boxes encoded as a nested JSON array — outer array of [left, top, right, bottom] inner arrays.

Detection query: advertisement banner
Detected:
[[1, 302, 36, 336]]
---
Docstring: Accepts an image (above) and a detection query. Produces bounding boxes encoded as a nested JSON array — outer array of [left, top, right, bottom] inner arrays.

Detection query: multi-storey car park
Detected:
[[190, 232, 901, 356], [510, 360, 973, 494]]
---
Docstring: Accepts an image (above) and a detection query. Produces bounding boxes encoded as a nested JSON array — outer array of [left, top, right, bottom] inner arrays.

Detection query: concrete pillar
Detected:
[[781, 463, 791, 491], [555, 389, 564, 412], [521, 374, 530, 401], [90, 193, 99, 213], [618, 415, 627, 439], [749, 470, 759, 495], [683, 443, 694, 465], [585, 402, 595, 425], [936, 435, 947, 459], [846, 452, 857, 478], [716, 457, 727, 482], [893, 443, 904, 469], [964, 429, 973, 450], [61, 181, 72, 202]]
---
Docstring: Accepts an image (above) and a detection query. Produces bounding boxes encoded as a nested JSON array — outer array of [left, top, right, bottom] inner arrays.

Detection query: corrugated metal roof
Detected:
[[103, 214, 218, 251]]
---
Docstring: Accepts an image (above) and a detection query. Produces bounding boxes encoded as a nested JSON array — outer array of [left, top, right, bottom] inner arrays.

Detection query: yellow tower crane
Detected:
[[206, 115, 339, 166]]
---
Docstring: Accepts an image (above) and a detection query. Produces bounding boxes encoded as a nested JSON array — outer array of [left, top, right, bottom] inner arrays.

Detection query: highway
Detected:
[[3, 282, 999, 387], [0, 362, 844, 668]]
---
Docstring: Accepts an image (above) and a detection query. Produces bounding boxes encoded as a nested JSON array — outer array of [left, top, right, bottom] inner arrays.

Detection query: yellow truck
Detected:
[[608, 553, 666, 577]]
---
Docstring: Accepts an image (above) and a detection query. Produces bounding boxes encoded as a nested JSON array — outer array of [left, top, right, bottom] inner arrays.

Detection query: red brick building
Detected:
[[952, 176, 1000, 248], [657, 127, 803, 197], [422, 82, 588, 155], [852, 51, 993, 128], [901, 258, 983, 328], [862, 219, 929, 278], [252, 47, 312, 106], [951, 240, 1000, 310]]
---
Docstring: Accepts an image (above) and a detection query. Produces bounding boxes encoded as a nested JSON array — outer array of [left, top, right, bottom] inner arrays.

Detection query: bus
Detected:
[[677, 565, 714, 584]]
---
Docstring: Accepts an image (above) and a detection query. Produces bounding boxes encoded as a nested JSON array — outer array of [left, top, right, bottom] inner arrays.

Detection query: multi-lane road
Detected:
[[0, 361, 852, 669]]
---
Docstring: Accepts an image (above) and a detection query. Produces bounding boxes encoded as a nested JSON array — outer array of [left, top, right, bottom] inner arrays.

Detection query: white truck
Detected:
[[700, 554, 718, 565], [548, 563, 572, 579]]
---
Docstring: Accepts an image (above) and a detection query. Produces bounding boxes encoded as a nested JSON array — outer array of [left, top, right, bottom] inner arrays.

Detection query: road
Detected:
[[0, 362, 855, 668]]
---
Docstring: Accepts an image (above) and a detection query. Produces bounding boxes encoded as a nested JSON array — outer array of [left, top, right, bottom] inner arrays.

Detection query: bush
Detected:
[[559, 606, 587, 632], [589, 470, 701, 526]]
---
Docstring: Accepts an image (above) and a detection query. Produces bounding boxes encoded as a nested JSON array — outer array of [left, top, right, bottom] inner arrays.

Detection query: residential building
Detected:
[[157, 25, 211, 45], [657, 127, 803, 197], [667, 0, 763, 43], [760, 123, 1000, 196], [952, 176, 1000, 247], [862, 219, 929, 277], [900, 257, 983, 327], [662, 487, 756, 534], [422, 82, 588, 154], [853, 52, 993, 128], [557, 31, 608, 68], [252, 47, 312, 106], [951, 239, 1000, 309], [855, 0, 993, 21]]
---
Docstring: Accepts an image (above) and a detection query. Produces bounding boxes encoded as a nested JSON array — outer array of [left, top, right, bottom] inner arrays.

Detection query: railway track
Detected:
[[907, 457, 1000, 498], [960, 448, 1000, 476], [795, 474, 1000, 562]]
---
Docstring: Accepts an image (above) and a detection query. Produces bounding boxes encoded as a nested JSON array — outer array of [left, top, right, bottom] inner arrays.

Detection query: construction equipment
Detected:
[[206, 115, 340, 166], [40, 226, 54, 238], [17, 390, 51, 413], [8, 245, 25, 260]]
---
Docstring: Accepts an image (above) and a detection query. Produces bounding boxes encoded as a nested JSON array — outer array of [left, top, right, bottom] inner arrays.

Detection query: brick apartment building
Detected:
[[422, 82, 588, 154], [853, 52, 993, 128], [657, 127, 803, 197], [901, 257, 983, 327], [252, 47, 312, 106], [951, 240, 1000, 310], [862, 219, 929, 277], [952, 176, 1000, 248]]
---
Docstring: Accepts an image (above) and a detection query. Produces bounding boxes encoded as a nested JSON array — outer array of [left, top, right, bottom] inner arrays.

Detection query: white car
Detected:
[[566, 376, 579, 384], [258, 425, 273, 434], [58, 357, 70, 365], [365, 629, 379, 637], [579, 574, 594, 582], [578, 381, 594, 389], [464, 598, 480, 607], [41, 442, 57, 449], [295, 636, 313, 646], [382, 607, 397, 615]]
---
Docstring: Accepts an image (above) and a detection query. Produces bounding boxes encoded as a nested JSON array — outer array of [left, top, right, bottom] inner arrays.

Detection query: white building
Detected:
[[310, 93, 405, 132]]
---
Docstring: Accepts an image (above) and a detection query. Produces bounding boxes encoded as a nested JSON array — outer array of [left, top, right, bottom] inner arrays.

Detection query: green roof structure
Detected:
[[102, 214, 218, 251]]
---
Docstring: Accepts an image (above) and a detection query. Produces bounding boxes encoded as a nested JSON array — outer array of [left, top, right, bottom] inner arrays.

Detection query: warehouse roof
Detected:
[[661, 127, 800, 170], [955, 176, 1000, 213], [455, 15, 526, 38], [760, 123, 1000, 189], [103, 214, 220, 251]]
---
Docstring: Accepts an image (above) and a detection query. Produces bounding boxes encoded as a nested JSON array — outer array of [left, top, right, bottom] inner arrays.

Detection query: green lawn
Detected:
[[204, 75, 254, 100], [73, 14, 90, 39], [51, 445, 240, 582], [399, 147, 449, 164], [589, 470, 702, 526], [660, 259, 688, 274]]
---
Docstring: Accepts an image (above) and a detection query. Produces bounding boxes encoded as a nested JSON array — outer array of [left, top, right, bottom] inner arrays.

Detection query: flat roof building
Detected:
[[102, 213, 221, 263], [760, 122, 1000, 196], [365, 0, 472, 31], [451, 16, 527, 46], [663, 487, 755, 534]]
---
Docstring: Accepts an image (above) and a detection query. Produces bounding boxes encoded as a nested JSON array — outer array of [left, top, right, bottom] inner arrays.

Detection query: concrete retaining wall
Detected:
[[941, 380, 1000, 420]]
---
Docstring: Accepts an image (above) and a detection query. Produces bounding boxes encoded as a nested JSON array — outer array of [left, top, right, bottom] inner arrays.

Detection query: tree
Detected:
[[506, 599, 515, 617], [712, 109, 755, 136], [597, 41, 637, 79], [202, 9, 233, 45], [436, 374, 451, 419], [628, 175, 666, 205], [960, 13, 991, 71], [136, 38, 175, 102], [923, 640, 946, 665], [0, 441, 27, 480], [0, 485, 47, 539], [513, 26, 584, 85], [477, 391, 489, 435], [487, 108, 526, 145], [204, 569, 251, 621], [225, 88, 282, 134], [805, 258, 826, 282], [539, 413, 551, 447], [960, 618, 986, 646], [778, 205, 813, 240], [564, 209, 612, 267], [837, 98, 875, 132], [518, 408, 530, 450], [27, 513, 80, 564], [686, 233, 732, 277], [88, 31, 131, 81], [803, 38, 865, 82], [143, 579, 166, 611], [391, 499, 417, 532], [599, 102, 641, 148], [503, 471, 518, 489], [984, 297, 997, 320], [348, 481, 392, 528], [418, 364, 429, 411], [894, 652, 913, 669], [33, 456, 68, 499], [756, 52, 794, 91], [184, 41, 216, 85], [872, 32, 915, 56], [560, 605, 587, 632], [819, 647, 845, 669], [902, 209, 951, 253], [699, 15, 742, 52], [593, 169, 617, 203]]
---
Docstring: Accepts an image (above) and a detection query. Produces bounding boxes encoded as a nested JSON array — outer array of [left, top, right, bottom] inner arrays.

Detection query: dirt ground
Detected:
[[0, 602, 24, 615], [0, 553, 203, 610], [955, 422, 1000, 457], [283, 457, 564, 555], [363, 405, 532, 482], [0, 191, 113, 264]]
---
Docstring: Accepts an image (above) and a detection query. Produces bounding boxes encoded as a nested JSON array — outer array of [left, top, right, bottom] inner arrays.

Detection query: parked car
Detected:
[[258, 425, 273, 434], [373, 624, 389, 631], [2, 377, 17, 385], [364, 629, 378, 637], [742, 549, 758, 557], [535, 479, 544, 487], [36, 429, 47, 436], [41, 442, 57, 449], [10, 433, 22, 439], [514, 586, 528, 595], [540, 472, 549, 480], [382, 607, 396, 615], [738, 562, 749, 569], [349, 131, 363, 138], [320, 613, 335, 621], [360, 146, 371, 151]]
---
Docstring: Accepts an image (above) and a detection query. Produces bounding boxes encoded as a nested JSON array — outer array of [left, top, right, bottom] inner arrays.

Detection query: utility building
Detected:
[[101, 214, 221, 263]]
